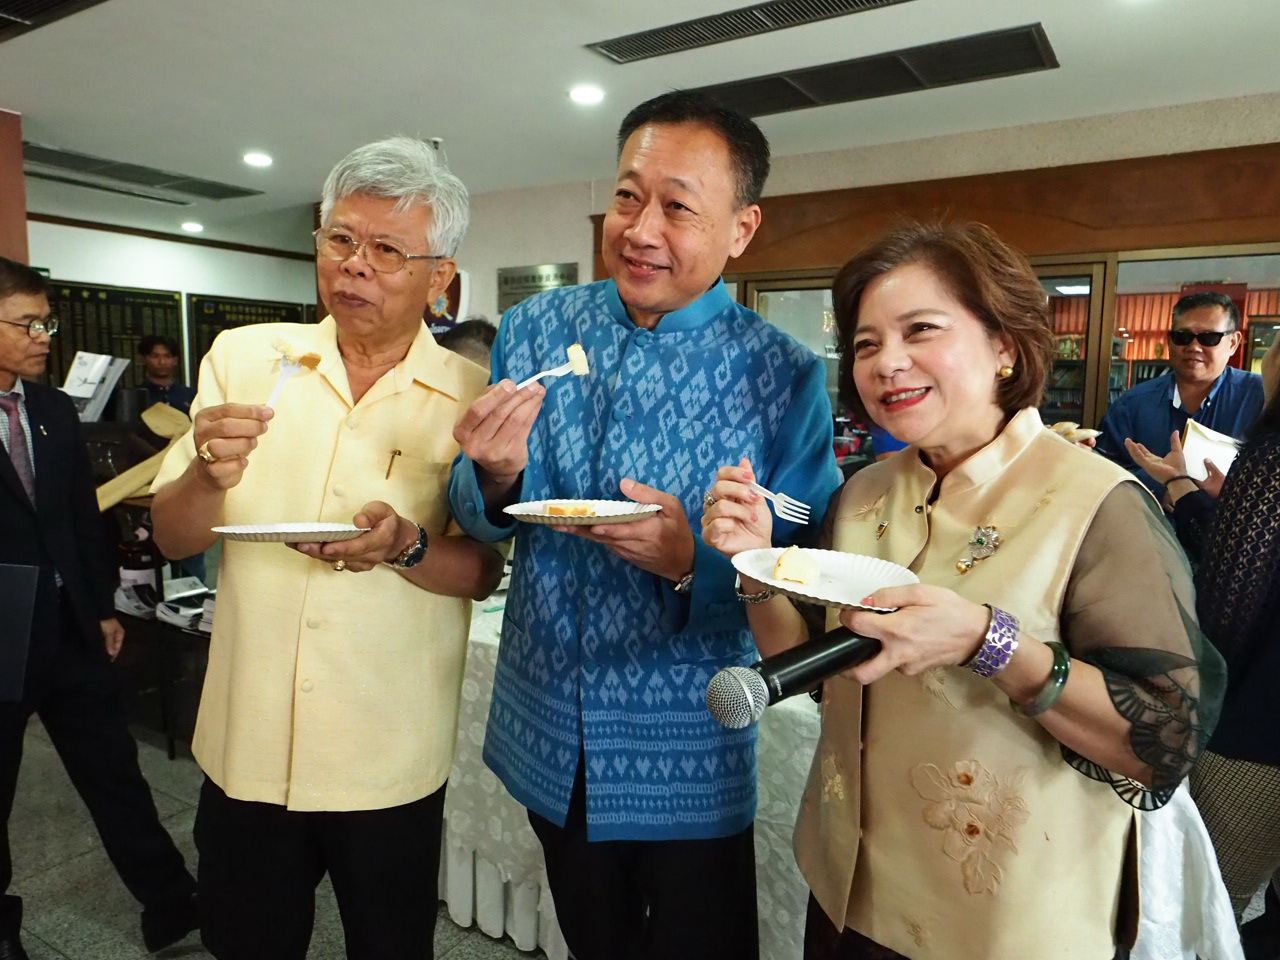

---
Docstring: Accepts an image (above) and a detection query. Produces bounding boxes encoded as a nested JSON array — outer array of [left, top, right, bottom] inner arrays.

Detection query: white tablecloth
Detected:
[[443, 604, 1244, 960], [441, 603, 820, 960]]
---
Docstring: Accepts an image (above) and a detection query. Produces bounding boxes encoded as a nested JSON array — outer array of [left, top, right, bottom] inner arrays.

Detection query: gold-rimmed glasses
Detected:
[[313, 229, 445, 274], [0, 316, 59, 338]]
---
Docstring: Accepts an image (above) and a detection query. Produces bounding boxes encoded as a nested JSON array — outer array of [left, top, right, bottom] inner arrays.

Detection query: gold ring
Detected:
[[331, 560, 347, 572], [198, 441, 217, 464]]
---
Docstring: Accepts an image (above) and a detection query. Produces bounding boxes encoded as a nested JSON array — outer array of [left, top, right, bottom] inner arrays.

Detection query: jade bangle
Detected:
[[1010, 641, 1070, 717]]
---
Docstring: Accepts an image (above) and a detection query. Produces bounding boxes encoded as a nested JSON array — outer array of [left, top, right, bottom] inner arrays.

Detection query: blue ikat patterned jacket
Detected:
[[449, 279, 841, 841]]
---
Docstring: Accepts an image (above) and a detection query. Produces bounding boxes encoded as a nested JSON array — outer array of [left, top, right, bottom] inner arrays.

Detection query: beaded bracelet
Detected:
[[1010, 641, 1071, 717], [966, 605, 1020, 678], [734, 575, 777, 604]]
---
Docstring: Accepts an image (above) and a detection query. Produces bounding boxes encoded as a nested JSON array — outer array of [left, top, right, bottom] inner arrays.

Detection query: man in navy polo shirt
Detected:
[[1096, 291, 1264, 496]]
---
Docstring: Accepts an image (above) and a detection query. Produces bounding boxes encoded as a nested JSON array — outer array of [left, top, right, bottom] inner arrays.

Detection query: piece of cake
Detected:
[[773, 545, 820, 585], [1049, 421, 1100, 443], [272, 337, 322, 370], [546, 503, 595, 517], [567, 343, 589, 376]]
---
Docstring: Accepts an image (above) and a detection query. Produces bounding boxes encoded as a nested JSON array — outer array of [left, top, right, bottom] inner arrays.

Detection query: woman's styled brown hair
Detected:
[[832, 221, 1055, 422]]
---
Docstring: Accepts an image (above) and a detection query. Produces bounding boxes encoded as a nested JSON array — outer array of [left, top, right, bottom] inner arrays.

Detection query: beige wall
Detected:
[[458, 90, 1280, 319], [458, 181, 598, 323], [764, 90, 1280, 196]]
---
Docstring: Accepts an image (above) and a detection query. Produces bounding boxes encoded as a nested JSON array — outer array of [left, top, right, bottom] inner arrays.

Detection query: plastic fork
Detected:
[[266, 357, 306, 409], [748, 482, 811, 525], [516, 344, 589, 390], [515, 360, 574, 390]]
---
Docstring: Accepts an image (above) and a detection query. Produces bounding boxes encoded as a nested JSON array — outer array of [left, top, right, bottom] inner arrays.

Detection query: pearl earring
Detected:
[[998, 365, 1014, 379]]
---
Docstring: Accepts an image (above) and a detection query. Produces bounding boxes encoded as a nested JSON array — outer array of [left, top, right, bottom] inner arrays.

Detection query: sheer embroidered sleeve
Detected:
[[1058, 482, 1227, 810], [1192, 434, 1280, 670]]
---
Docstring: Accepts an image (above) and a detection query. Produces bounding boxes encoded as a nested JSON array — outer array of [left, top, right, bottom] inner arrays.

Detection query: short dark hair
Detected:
[[138, 334, 181, 357], [832, 221, 1055, 421], [617, 90, 770, 209], [0, 256, 48, 302], [1172, 291, 1240, 332], [435, 318, 496, 353]]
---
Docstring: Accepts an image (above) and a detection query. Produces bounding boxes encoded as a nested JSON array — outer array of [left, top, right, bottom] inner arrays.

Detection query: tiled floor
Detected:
[[10, 720, 538, 959]]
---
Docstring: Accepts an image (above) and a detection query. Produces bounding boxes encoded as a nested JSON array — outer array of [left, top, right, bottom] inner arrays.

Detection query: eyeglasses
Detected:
[[0, 316, 59, 338], [1169, 329, 1231, 347], [313, 229, 444, 274]]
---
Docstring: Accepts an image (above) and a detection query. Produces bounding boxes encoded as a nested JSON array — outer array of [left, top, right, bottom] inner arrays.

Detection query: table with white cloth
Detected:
[[440, 602, 820, 960], [441, 603, 1245, 960]]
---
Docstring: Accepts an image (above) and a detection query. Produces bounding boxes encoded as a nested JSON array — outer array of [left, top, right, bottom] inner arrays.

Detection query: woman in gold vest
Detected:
[[704, 222, 1225, 960]]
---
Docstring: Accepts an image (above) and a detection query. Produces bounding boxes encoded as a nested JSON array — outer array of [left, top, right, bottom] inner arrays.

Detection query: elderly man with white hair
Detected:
[[150, 137, 504, 960]]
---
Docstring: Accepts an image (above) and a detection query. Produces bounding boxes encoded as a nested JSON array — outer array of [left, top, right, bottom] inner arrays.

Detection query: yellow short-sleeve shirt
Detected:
[[152, 317, 490, 811]]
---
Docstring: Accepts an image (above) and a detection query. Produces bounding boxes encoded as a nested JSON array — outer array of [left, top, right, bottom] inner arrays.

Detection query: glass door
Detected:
[[1034, 262, 1112, 427], [744, 276, 875, 471]]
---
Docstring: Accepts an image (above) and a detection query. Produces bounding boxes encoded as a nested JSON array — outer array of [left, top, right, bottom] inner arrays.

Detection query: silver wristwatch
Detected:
[[386, 523, 429, 569]]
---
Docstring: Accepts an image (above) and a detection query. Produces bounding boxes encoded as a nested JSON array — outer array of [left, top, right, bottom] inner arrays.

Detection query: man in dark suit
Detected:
[[0, 257, 197, 959]]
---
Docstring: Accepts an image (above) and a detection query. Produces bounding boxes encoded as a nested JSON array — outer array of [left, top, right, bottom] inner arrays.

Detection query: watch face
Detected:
[[390, 525, 427, 568]]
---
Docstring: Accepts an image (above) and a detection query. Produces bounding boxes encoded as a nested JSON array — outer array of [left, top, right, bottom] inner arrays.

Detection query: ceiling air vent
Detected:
[[587, 0, 918, 64], [23, 142, 264, 204], [690, 24, 1058, 118], [0, 0, 114, 43]]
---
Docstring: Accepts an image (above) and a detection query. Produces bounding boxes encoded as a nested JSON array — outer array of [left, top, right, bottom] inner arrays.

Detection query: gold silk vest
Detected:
[[794, 408, 1141, 960]]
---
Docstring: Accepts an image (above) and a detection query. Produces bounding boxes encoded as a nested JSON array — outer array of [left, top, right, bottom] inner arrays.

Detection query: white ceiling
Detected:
[[3, 0, 1280, 253]]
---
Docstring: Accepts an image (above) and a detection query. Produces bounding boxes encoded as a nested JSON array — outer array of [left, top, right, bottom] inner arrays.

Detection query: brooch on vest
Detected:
[[956, 525, 1000, 574]]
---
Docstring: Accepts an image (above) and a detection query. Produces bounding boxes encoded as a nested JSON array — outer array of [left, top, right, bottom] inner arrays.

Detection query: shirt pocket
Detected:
[[385, 455, 451, 534]]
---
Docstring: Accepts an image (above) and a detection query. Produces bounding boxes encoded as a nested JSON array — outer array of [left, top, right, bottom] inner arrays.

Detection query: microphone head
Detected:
[[706, 666, 769, 729]]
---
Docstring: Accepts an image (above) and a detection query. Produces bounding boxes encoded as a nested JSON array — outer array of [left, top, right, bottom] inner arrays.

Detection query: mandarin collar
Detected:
[[604, 277, 732, 335], [902, 407, 1047, 499]]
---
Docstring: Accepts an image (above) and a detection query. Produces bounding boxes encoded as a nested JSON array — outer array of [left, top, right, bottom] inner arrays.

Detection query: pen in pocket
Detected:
[[385, 449, 402, 479]]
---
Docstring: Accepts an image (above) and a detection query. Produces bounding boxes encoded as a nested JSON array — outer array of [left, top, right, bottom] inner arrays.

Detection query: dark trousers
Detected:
[[528, 760, 759, 960], [0, 603, 195, 936], [195, 777, 446, 960]]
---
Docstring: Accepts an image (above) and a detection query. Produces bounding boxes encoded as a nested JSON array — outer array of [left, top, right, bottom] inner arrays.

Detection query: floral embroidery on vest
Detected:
[[911, 760, 1029, 895], [903, 916, 931, 949], [920, 668, 958, 709], [821, 752, 846, 803], [850, 492, 887, 522]]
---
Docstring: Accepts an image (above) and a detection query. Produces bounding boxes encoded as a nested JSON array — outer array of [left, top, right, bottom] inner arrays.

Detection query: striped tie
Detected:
[[0, 393, 36, 504]]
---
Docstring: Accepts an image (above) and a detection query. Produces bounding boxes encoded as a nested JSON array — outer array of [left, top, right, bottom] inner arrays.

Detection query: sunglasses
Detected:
[[1169, 329, 1232, 347]]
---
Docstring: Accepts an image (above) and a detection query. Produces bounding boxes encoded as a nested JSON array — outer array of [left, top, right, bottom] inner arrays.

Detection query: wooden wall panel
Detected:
[[0, 110, 28, 263], [592, 143, 1280, 279]]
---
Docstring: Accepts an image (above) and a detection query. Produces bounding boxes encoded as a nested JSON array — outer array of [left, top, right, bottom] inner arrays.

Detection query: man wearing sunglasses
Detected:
[[1096, 291, 1264, 496]]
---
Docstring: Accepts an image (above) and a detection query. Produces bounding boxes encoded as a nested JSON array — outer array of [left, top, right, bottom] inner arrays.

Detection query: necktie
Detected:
[[0, 394, 36, 503]]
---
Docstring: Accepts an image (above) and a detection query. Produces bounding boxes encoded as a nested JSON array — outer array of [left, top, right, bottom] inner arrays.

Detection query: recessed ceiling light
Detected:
[[1055, 285, 1090, 296], [243, 152, 273, 167], [181, 222, 204, 233], [569, 84, 604, 106]]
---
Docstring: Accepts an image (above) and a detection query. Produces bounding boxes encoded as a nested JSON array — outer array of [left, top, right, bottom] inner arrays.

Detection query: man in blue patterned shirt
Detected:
[[449, 92, 841, 960]]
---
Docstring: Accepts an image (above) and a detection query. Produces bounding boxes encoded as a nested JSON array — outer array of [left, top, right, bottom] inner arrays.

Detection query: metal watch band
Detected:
[[734, 575, 776, 604], [386, 523, 428, 569]]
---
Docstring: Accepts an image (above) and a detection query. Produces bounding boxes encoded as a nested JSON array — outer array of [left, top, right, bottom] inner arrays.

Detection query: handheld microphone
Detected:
[[705, 626, 882, 729]]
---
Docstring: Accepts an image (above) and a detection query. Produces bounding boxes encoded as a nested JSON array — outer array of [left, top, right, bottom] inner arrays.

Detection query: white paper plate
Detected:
[[503, 499, 662, 527], [212, 523, 370, 543], [732, 548, 918, 611]]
